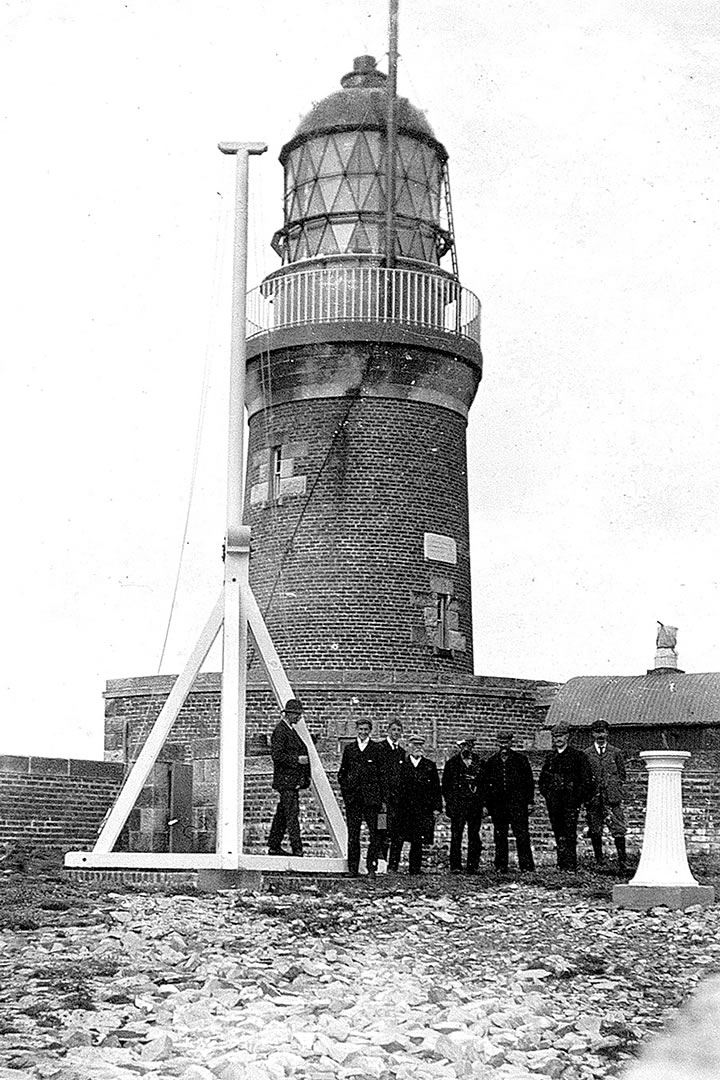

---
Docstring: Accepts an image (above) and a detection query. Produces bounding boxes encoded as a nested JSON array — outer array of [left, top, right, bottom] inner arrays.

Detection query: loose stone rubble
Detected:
[[1, 873, 719, 1079]]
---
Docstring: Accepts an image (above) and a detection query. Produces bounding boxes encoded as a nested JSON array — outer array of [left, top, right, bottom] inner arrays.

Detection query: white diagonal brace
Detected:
[[246, 588, 348, 856], [92, 593, 224, 854]]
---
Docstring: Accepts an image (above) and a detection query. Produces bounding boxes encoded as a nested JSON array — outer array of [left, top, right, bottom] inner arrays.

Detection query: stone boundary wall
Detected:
[[0, 755, 125, 855]]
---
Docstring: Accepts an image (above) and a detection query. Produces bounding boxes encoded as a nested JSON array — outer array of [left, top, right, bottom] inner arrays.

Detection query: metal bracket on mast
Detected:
[[64, 141, 348, 875]]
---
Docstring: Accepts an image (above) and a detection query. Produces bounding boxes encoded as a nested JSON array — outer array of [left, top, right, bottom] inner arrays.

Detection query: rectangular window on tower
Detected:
[[270, 445, 283, 504], [411, 575, 467, 657], [436, 593, 450, 652]]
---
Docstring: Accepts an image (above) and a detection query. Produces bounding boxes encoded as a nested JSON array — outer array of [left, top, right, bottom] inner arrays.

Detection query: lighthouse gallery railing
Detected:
[[246, 264, 481, 346]]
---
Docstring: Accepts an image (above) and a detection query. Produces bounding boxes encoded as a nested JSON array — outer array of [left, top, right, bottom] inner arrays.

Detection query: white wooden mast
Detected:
[[65, 142, 347, 874], [216, 142, 266, 864]]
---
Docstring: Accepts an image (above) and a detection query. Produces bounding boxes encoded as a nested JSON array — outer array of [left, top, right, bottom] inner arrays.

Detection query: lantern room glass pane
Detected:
[[328, 131, 358, 164], [318, 138, 345, 178], [331, 222, 355, 251], [317, 176, 344, 210], [291, 146, 315, 185], [346, 132, 378, 176], [329, 178, 357, 214]]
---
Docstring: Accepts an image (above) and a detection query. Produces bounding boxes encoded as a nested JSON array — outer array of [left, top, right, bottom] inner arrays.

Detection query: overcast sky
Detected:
[[1, 0, 718, 759]]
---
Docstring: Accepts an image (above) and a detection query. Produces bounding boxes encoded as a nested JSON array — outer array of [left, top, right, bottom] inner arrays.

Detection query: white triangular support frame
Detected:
[[65, 142, 347, 874], [65, 566, 347, 872]]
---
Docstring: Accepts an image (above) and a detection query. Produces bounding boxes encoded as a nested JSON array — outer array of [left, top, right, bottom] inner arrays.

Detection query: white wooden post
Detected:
[[216, 143, 267, 866]]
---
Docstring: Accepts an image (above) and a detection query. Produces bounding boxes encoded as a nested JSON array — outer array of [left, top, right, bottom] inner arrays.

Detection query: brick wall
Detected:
[[245, 388, 477, 675], [0, 755, 125, 855], [104, 671, 557, 763]]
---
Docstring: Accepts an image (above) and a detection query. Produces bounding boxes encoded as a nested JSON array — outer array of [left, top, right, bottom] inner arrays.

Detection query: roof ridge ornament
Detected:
[[340, 55, 388, 89]]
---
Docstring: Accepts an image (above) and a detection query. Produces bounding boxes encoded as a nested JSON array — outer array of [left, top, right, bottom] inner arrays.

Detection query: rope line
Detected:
[[156, 194, 228, 674], [114, 190, 229, 788]]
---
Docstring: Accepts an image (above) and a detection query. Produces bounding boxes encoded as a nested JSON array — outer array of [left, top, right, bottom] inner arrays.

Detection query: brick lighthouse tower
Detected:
[[244, 55, 482, 683], [98, 52, 556, 859]]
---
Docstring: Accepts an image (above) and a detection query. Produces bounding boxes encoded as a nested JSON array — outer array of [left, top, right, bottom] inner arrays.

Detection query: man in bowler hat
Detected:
[[267, 698, 311, 856], [484, 730, 536, 872]]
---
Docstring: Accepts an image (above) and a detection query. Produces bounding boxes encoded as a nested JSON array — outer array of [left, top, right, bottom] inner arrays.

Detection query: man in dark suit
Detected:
[[484, 730, 536, 872], [539, 723, 594, 871], [375, 720, 405, 870], [584, 719, 627, 870], [441, 736, 485, 874], [338, 718, 383, 879], [390, 733, 443, 875], [267, 698, 311, 856]]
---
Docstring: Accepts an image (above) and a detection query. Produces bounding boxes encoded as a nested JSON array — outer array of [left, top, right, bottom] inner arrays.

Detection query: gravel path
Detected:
[[1, 870, 719, 1079]]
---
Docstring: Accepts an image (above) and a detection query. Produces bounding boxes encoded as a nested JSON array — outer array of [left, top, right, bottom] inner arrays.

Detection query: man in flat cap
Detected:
[[484, 730, 536, 872], [584, 719, 627, 871], [441, 736, 485, 874], [267, 698, 311, 857], [390, 734, 443, 875], [538, 723, 594, 871], [338, 718, 383, 879]]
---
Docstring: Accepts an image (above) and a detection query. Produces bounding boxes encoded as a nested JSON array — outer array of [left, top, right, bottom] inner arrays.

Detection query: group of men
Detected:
[[267, 699, 627, 876]]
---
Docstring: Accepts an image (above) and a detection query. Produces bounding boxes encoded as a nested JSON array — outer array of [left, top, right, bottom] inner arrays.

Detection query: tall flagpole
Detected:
[[384, 0, 400, 269], [216, 141, 267, 865]]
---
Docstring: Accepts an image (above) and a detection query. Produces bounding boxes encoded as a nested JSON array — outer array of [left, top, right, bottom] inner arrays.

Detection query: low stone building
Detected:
[[543, 632, 720, 857]]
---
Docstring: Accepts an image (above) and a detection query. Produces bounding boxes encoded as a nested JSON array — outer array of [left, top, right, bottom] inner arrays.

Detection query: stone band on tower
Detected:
[[244, 55, 483, 678]]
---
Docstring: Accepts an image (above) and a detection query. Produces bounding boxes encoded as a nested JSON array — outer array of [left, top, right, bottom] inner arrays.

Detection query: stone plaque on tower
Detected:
[[424, 532, 457, 565]]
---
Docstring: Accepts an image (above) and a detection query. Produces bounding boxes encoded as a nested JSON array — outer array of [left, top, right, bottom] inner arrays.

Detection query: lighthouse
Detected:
[[90, 52, 555, 865], [244, 55, 483, 679]]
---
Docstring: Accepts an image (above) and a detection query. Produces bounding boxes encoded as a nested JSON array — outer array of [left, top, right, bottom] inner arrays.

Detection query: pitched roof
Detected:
[[545, 670, 720, 729]]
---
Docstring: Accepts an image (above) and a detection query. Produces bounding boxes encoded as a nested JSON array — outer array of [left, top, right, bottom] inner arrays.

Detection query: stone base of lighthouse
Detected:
[[103, 669, 558, 855]]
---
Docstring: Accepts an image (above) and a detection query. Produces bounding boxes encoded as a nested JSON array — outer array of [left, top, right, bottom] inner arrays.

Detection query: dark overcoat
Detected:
[[396, 756, 443, 841], [338, 740, 384, 808], [538, 746, 594, 810], [270, 720, 311, 793], [441, 751, 485, 818], [484, 749, 535, 812], [375, 739, 406, 806]]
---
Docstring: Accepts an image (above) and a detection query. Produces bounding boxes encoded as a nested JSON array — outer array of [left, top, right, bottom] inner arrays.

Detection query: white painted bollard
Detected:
[[614, 751, 714, 909]]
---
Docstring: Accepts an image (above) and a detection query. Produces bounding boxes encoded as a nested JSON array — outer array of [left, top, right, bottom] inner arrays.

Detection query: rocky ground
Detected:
[[1, 859, 720, 1080]]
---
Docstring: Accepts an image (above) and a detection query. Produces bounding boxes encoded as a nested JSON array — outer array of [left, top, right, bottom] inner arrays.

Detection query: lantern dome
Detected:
[[282, 55, 445, 157], [272, 56, 454, 268]]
